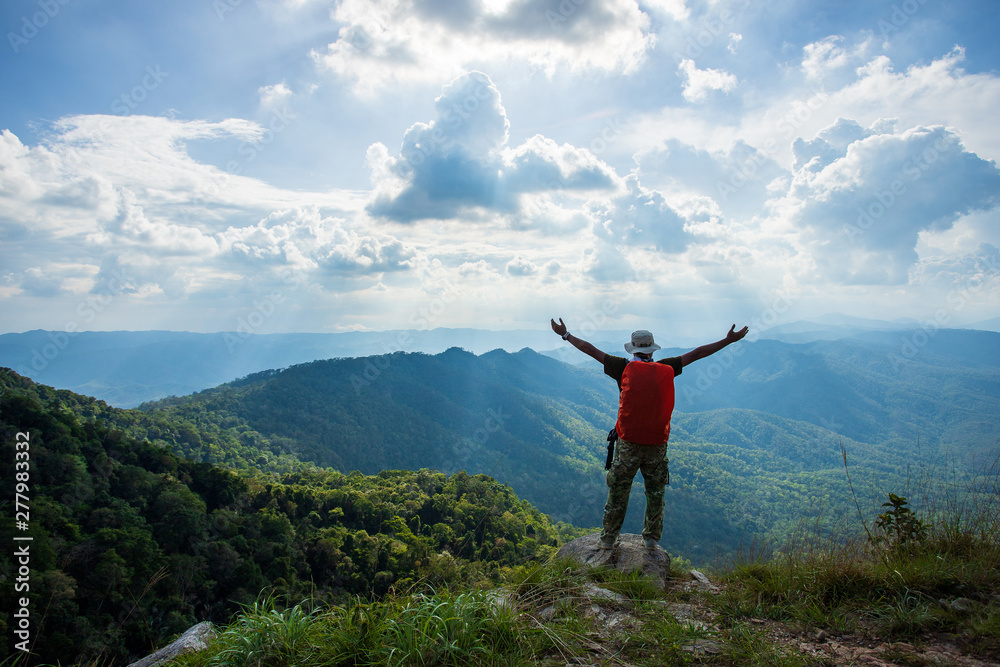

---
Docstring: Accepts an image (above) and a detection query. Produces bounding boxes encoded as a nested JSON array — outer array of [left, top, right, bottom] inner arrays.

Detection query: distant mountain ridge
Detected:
[[4, 321, 997, 407], [0, 328, 611, 406]]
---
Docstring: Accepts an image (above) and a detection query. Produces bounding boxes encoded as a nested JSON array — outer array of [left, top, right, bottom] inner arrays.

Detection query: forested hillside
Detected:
[[0, 371, 572, 665]]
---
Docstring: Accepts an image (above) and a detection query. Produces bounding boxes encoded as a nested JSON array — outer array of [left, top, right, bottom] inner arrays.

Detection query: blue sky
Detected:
[[2, 0, 999, 344]]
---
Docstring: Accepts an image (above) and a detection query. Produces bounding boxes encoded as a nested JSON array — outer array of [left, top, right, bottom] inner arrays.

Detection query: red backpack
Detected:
[[615, 361, 676, 445]]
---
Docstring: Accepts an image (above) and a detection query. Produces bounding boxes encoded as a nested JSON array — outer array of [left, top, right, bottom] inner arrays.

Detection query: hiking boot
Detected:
[[644, 538, 658, 550], [599, 537, 616, 550]]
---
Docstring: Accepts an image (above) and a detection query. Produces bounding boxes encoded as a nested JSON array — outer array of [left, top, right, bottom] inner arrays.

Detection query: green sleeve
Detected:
[[603, 354, 627, 385], [658, 356, 683, 377]]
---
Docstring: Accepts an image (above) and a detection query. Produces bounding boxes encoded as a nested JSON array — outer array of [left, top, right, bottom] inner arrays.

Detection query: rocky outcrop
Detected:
[[126, 622, 216, 667], [555, 533, 671, 588]]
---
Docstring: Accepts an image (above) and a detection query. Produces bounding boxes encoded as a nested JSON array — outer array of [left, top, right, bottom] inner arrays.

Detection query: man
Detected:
[[549, 318, 749, 550]]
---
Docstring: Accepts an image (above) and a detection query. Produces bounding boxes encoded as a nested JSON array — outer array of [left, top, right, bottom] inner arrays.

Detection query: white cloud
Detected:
[[629, 47, 1000, 178], [96, 188, 219, 256], [677, 58, 738, 103], [313, 0, 655, 93], [258, 82, 294, 110], [791, 117, 873, 171], [781, 122, 1000, 284], [457, 259, 499, 279], [818, 48, 1000, 162], [801, 36, 850, 80], [218, 207, 417, 277], [505, 256, 537, 276], [727, 32, 742, 54], [910, 243, 1000, 293], [590, 174, 693, 254], [642, 0, 689, 21], [0, 114, 407, 319], [366, 71, 619, 222]]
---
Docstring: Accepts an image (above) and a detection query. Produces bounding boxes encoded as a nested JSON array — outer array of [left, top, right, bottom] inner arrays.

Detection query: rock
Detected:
[[486, 590, 516, 613], [581, 582, 629, 606], [947, 597, 976, 615], [556, 533, 671, 588], [680, 639, 724, 656], [689, 569, 720, 593], [584, 604, 607, 622], [126, 622, 215, 667], [605, 610, 636, 631], [663, 602, 694, 619]]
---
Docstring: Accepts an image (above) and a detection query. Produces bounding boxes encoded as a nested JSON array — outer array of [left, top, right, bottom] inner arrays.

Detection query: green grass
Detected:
[[714, 486, 1000, 651], [170, 584, 580, 667], [166, 555, 804, 667]]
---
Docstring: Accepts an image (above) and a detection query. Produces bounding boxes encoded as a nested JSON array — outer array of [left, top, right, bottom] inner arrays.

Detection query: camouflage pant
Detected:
[[601, 438, 669, 543]]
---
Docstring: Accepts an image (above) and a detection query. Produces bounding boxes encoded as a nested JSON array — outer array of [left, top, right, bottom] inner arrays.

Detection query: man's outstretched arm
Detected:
[[680, 324, 749, 367], [550, 318, 606, 364]]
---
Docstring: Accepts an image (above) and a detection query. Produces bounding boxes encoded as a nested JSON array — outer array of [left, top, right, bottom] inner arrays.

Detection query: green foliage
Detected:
[[0, 372, 568, 666], [176, 590, 549, 667], [872, 493, 928, 553], [210, 598, 323, 667]]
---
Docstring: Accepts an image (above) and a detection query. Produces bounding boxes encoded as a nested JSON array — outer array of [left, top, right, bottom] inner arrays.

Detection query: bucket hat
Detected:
[[624, 329, 661, 355]]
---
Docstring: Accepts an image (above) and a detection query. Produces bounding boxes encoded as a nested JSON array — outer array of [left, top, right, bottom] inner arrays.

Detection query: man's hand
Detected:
[[726, 324, 749, 343], [680, 323, 750, 367], [550, 318, 606, 363]]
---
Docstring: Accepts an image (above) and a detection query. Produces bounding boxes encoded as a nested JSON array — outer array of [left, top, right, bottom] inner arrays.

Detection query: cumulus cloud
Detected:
[[783, 122, 1000, 284], [219, 207, 417, 276], [677, 59, 738, 102], [457, 259, 499, 279], [313, 0, 655, 92], [590, 174, 692, 254], [96, 188, 219, 255], [791, 117, 875, 171], [505, 256, 537, 276], [366, 71, 619, 222], [316, 227, 416, 275], [801, 36, 851, 80], [816, 48, 1000, 162]]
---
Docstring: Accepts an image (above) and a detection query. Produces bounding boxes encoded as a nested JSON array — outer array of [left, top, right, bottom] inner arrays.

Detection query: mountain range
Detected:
[[2, 325, 997, 561], [123, 328, 999, 561], [2, 317, 998, 407]]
